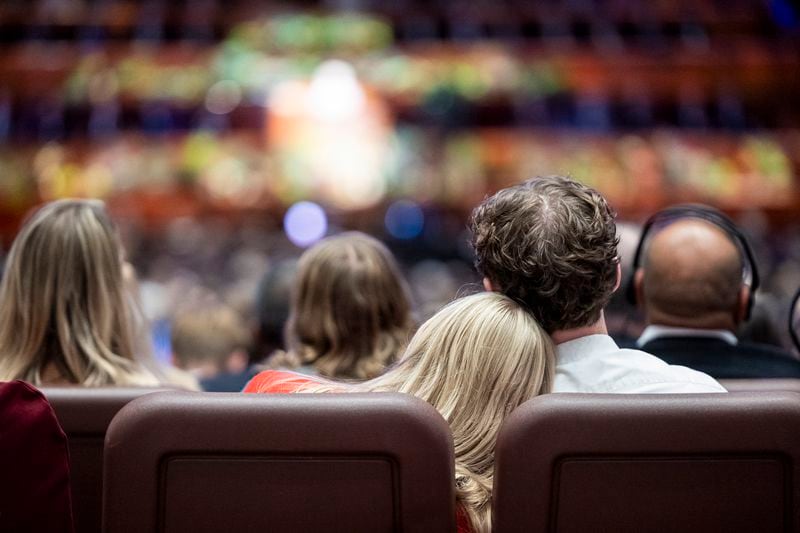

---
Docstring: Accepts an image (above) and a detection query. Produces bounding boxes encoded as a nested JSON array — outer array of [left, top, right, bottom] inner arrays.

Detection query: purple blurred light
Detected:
[[284, 201, 327, 247]]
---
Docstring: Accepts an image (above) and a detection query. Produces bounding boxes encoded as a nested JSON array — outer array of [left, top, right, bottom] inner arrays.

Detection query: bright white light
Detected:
[[307, 60, 366, 121], [266, 61, 391, 210], [284, 201, 328, 247]]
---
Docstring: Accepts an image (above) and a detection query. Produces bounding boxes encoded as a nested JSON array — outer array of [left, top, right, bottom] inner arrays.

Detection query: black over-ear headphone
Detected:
[[625, 204, 760, 321], [790, 286, 800, 354]]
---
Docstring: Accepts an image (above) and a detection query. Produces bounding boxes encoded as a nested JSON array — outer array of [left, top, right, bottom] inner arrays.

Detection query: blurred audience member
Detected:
[[266, 232, 414, 380], [246, 291, 555, 533], [470, 175, 724, 393], [0, 199, 188, 387], [634, 215, 800, 378], [171, 302, 254, 392], [251, 259, 296, 362], [409, 259, 462, 321]]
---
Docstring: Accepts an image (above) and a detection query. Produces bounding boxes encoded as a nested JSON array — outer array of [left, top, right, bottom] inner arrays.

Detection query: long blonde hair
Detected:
[[274, 232, 413, 380], [0, 199, 159, 386], [302, 291, 555, 532]]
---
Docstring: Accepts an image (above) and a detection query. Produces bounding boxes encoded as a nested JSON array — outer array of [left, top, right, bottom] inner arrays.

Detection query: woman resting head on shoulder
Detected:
[[267, 231, 414, 381], [0, 199, 170, 387], [246, 291, 555, 532]]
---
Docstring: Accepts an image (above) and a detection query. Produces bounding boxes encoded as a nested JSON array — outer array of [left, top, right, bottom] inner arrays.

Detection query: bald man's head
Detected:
[[637, 218, 745, 329]]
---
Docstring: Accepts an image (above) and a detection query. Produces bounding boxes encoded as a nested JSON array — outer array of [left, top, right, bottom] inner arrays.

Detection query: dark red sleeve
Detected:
[[456, 506, 474, 533], [0, 380, 74, 532], [243, 370, 318, 394]]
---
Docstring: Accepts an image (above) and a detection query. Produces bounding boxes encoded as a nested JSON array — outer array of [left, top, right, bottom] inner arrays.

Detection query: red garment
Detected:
[[245, 370, 475, 532], [456, 507, 474, 533], [0, 380, 74, 532], [243, 369, 320, 393]]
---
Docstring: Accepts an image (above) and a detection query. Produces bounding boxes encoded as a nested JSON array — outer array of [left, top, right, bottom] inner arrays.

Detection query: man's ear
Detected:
[[612, 262, 622, 292], [633, 268, 645, 310], [483, 277, 495, 292], [735, 285, 751, 325]]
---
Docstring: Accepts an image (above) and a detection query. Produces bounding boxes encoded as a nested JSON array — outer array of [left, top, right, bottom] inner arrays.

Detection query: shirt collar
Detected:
[[557, 334, 620, 364], [636, 325, 738, 347]]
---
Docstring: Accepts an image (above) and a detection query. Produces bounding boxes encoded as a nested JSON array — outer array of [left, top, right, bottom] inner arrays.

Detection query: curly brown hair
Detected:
[[470, 175, 620, 333]]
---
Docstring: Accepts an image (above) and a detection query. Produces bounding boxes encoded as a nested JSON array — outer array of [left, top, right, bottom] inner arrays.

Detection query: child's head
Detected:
[[171, 303, 252, 379], [285, 232, 413, 380]]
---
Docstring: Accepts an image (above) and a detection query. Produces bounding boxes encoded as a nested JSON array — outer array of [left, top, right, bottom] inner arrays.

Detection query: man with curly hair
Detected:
[[470, 175, 725, 393]]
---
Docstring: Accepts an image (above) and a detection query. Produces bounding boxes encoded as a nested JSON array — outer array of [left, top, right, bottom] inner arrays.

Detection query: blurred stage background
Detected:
[[0, 0, 799, 358]]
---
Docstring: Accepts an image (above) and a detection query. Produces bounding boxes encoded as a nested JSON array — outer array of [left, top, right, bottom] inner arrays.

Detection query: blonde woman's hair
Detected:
[[272, 232, 413, 380], [301, 291, 555, 532], [0, 199, 160, 387]]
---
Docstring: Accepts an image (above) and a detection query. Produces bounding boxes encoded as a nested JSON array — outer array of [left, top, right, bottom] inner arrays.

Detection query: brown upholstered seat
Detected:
[[43, 387, 169, 533], [493, 392, 800, 533], [721, 378, 800, 393], [103, 391, 455, 533]]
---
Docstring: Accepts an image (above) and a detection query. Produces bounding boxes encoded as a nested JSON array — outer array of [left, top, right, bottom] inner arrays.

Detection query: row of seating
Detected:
[[42, 379, 800, 533]]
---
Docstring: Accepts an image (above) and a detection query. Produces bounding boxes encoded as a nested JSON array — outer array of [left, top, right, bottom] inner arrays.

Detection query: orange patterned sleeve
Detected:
[[243, 369, 318, 393]]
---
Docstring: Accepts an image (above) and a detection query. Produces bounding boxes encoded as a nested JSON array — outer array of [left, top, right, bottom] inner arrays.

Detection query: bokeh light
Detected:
[[267, 60, 392, 210], [307, 60, 366, 121], [205, 80, 243, 115], [385, 200, 424, 239], [283, 201, 328, 247]]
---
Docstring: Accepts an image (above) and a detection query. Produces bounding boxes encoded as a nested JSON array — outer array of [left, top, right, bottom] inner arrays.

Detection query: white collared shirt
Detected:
[[636, 325, 738, 347], [554, 334, 727, 394]]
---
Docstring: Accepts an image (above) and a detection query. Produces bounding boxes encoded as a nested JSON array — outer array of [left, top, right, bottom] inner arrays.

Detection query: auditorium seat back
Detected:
[[493, 392, 800, 533], [43, 387, 169, 533], [103, 391, 455, 533], [721, 378, 800, 393]]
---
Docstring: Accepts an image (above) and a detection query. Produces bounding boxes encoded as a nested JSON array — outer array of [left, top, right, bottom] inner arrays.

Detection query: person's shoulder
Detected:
[[0, 380, 60, 429], [733, 342, 800, 374], [736, 340, 798, 361], [614, 346, 727, 393], [640, 336, 800, 379], [0, 380, 73, 532], [616, 345, 722, 378], [243, 369, 318, 394], [200, 368, 260, 393], [555, 338, 726, 393]]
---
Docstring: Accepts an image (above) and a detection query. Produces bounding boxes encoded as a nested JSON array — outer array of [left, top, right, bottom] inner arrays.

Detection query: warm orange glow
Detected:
[[267, 60, 393, 210]]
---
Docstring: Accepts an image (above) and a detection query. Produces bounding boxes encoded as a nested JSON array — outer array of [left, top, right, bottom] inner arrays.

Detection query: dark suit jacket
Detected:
[[641, 335, 800, 379]]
